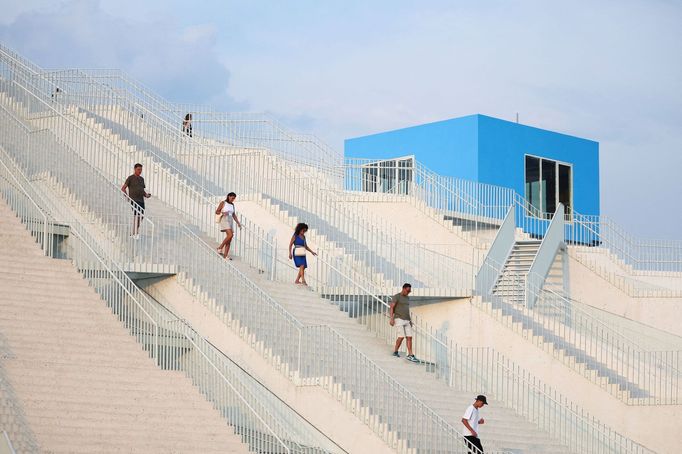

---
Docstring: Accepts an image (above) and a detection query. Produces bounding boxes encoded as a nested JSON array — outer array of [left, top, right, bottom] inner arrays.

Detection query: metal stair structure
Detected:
[[0, 42, 660, 453], [476, 208, 677, 406], [492, 240, 542, 304]]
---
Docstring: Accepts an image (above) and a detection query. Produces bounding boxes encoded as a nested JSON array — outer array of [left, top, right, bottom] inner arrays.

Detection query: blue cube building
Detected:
[[344, 114, 600, 218]]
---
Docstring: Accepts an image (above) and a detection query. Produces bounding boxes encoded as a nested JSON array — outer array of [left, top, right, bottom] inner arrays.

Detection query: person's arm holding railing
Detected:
[[304, 239, 317, 256]]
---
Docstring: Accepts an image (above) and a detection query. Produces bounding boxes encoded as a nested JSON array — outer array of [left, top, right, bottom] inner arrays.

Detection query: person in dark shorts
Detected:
[[462, 395, 488, 453], [121, 163, 151, 239]]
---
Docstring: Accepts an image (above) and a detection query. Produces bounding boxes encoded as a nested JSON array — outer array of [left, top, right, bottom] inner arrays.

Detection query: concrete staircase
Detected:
[[0, 200, 251, 454], [63, 105, 409, 292], [79, 105, 469, 296], [180, 258, 572, 453], [3, 95, 578, 451], [482, 239, 652, 401], [492, 240, 541, 304]]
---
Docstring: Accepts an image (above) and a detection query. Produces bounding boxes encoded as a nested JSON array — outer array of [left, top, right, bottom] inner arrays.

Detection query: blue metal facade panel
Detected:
[[344, 114, 600, 217]]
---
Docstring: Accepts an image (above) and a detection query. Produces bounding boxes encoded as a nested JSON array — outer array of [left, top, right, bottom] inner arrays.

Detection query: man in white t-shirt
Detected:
[[461, 395, 487, 453]]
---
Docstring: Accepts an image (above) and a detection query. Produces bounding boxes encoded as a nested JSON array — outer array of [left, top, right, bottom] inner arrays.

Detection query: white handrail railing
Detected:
[[0, 41, 660, 446], [475, 255, 682, 406], [0, 138, 343, 454], [526, 203, 565, 308]]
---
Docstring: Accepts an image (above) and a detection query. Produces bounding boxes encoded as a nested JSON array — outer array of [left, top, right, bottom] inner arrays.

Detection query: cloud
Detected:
[[1, 0, 681, 239], [0, 0, 242, 108], [221, 0, 682, 239]]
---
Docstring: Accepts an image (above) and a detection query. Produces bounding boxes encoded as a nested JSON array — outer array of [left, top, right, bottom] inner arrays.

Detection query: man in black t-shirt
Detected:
[[121, 163, 151, 239]]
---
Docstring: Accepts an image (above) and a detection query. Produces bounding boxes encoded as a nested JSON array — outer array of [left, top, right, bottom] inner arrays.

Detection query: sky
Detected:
[[1, 0, 681, 239]]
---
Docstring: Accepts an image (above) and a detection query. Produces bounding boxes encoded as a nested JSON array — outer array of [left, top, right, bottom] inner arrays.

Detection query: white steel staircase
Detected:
[[492, 240, 542, 304], [0, 43, 660, 454]]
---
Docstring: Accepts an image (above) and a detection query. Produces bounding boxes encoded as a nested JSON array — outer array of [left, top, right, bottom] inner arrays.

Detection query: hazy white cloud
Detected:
[[0, 0, 240, 107], [1, 0, 680, 238]]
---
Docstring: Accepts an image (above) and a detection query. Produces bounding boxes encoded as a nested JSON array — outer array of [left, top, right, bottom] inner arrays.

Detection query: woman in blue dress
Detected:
[[288, 223, 317, 285]]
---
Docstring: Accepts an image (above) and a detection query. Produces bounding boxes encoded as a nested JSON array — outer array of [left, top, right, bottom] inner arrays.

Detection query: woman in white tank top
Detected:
[[216, 192, 241, 259]]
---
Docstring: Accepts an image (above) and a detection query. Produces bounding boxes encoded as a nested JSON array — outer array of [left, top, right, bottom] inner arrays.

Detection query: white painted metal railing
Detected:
[[45, 68, 344, 183], [0, 42, 660, 452], [476, 256, 682, 406], [566, 212, 682, 275], [0, 143, 344, 454], [345, 157, 515, 241], [0, 76, 616, 449], [0, 431, 17, 454], [475, 205, 516, 297], [257, 247, 655, 453], [348, 154, 682, 277], [0, 74, 502, 453], [527, 203, 565, 308], [23, 63, 479, 297]]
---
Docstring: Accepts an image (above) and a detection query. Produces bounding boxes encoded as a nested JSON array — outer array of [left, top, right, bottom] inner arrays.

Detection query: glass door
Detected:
[[525, 155, 572, 218]]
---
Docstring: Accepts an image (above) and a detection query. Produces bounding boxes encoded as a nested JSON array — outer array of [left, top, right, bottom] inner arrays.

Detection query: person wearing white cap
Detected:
[[461, 394, 487, 453]]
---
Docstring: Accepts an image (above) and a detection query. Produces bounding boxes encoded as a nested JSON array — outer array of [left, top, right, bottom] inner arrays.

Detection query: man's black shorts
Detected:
[[131, 199, 145, 215]]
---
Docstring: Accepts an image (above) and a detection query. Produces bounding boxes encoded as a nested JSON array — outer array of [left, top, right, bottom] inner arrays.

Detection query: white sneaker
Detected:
[[133, 234, 140, 240]]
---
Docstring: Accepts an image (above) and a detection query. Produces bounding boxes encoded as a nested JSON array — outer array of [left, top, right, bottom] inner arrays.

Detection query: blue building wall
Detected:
[[345, 114, 600, 217], [477, 115, 600, 216], [344, 115, 480, 182]]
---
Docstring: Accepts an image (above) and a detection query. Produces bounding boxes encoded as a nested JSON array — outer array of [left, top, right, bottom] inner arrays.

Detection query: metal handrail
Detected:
[[0, 128, 340, 454], [167, 319, 291, 453], [37, 67, 474, 293], [0, 42, 660, 450]]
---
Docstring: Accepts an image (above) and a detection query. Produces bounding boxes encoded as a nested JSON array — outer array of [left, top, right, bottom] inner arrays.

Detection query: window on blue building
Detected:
[[361, 157, 414, 195], [525, 155, 572, 217]]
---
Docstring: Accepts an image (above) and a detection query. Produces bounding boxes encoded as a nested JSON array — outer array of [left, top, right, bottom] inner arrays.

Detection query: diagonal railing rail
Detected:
[[0, 140, 344, 454], [39, 66, 473, 296], [475, 254, 681, 406], [0, 60, 503, 453], [0, 42, 658, 452]]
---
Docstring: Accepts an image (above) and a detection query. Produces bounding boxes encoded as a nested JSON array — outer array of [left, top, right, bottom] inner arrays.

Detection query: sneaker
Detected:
[[392, 351, 400, 358], [406, 355, 419, 363], [133, 234, 140, 240]]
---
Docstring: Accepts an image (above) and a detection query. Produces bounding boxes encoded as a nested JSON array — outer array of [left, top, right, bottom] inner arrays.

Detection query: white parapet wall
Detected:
[[566, 251, 682, 338]]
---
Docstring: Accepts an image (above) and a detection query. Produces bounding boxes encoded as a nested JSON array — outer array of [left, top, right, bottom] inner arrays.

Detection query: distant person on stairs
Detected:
[[121, 163, 151, 240], [182, 113, 193, 137], [289, 223, 317, 285], [390, 283, 419, 362], [462, 395, 487, 453], [215, 192, 242, 260]]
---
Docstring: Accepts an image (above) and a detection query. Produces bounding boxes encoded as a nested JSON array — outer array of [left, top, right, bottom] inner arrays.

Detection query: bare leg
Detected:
[[218, 230, 233, 258], [300, 266, 307, 285], [218, 231, 227, 254], [406, 337, 413, 356], [295, 265, 305, 284], [223, 230, 234, 259], [132, 214, 141, 235], [394, 337, 404, 353]]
